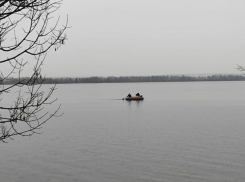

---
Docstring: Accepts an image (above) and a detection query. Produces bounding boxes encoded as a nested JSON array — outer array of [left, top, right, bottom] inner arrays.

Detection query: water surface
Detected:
[[1, 81, 245, 182]]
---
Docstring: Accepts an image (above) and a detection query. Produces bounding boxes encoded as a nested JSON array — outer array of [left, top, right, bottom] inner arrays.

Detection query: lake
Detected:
[[1, 81, 245, 182]]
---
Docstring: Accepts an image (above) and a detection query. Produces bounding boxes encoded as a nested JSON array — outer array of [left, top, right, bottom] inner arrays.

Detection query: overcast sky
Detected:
[[35, 0, 245, 77]]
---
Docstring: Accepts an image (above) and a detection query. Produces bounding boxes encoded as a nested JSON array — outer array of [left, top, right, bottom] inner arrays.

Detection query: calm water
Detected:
[[1, 81, 245, 182]]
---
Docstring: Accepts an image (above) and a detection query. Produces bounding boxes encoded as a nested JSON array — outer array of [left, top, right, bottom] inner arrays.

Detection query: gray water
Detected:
[[1, 81, 245, 182]]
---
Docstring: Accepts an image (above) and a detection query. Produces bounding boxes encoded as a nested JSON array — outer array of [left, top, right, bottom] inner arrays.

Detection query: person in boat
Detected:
[[135, 93, 140, 98], [127, 93, 132, 98]]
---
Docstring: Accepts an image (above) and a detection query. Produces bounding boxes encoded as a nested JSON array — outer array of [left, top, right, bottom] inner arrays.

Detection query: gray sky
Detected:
[[22, 0, 245, 77]]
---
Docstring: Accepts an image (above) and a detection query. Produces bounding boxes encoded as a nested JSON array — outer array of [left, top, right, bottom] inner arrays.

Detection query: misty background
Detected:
[[5, 0, 245, 77]]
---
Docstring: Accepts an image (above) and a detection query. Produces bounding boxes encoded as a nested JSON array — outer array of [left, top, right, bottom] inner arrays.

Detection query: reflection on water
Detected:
[[1, 82, 245, 182], [125, 99, 144, 106]]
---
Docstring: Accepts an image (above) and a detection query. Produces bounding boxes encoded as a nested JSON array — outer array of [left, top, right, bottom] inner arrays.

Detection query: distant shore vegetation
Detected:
[[2, 74, 245, 84]]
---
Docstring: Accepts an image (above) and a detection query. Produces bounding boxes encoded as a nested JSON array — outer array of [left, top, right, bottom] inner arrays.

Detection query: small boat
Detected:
[[124, 96, 144, 101]]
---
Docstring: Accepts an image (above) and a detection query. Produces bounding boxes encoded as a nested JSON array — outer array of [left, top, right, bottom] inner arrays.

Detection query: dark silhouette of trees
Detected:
[[2, 74, 243, 84], [0, 0, 68, 142]]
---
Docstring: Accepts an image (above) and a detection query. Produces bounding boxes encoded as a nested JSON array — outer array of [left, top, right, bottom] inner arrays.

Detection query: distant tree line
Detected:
[[1, 74, 245, 84]]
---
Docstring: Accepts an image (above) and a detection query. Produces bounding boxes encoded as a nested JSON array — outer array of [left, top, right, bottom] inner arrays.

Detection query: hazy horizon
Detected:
[[2, 0, 245, 77]]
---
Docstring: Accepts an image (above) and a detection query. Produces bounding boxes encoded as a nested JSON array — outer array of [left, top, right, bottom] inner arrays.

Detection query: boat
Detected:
[[124, 96, 144, 101]]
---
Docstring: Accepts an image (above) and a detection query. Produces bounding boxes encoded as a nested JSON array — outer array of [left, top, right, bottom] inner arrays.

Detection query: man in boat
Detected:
[[135, 93, 140, 98], [127, 93, 132, 98]]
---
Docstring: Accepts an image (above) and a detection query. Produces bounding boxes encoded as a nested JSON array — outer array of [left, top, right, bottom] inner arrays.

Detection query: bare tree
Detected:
[[237, 65, 245, 72], [0, 0, 68, 142]]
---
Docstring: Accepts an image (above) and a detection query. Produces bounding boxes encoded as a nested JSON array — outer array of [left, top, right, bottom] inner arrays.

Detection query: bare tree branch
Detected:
[[0, 0, 68, 142]]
